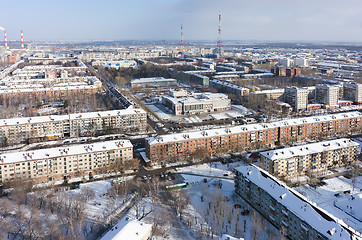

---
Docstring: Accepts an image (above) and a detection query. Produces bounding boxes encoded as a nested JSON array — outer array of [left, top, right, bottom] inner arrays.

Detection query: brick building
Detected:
[[145, 111, 362, 164]]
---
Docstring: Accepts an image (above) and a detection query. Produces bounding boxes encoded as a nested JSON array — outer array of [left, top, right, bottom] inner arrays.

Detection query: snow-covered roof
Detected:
[[147, 121, 280, 145], [0, 85, 97, 94], [0, 108, 146, 127], [99, 217, 152, 240], [260, 138, 359, 161], [234, 165, 361, 239], [210, 79, 249, 91], [147, 111, 362, 145], [0, 140, 132, 165], [130, 77, 176, 84]]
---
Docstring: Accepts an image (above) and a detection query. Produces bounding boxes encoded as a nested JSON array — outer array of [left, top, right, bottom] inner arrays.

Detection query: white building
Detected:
[[294, 58, 309, 67], [0, 140, 133, 183], [278, 58, 293, 67], [92, 60, 137, 69], [162, 90, 231, 115], [284, 87, 308, 111]]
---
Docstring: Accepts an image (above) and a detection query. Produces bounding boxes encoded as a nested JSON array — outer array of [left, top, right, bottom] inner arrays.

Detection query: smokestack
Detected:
[[4, 30, 7, 49], [21, 30, 24, 50]]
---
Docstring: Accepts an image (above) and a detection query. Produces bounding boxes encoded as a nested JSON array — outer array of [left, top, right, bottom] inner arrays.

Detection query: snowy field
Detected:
[[294, 175, 362, 234]]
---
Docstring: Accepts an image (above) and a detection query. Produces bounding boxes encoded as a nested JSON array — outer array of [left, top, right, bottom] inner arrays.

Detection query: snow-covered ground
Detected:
[[173, 161, 280, 239], [294, 175, 362, 234]]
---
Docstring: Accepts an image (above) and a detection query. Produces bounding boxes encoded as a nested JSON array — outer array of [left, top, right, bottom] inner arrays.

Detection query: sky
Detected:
[[0, 0, 361, 42]]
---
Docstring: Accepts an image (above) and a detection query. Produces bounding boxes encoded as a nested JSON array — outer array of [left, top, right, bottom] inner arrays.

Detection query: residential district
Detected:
[[0, 35, 362, 240]]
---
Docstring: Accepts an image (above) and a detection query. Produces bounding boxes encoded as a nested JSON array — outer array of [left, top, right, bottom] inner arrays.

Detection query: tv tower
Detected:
[[215, 12, 224, 63]]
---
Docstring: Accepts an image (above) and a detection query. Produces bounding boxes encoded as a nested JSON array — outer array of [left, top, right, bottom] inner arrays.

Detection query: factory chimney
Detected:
[[4, 30, 7, 49], [21, 30, 24, 50]]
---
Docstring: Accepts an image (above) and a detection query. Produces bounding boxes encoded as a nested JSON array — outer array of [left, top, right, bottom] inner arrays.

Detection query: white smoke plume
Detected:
[[0, 27, 4, 31]]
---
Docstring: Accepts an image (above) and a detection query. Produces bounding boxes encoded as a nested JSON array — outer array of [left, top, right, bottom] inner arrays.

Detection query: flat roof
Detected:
[[0, 140, 132, 164], [100, 216, 152, 240], [0, 108, 146, 127], [146, 111, 362, 145], [260, 138, 359, 161], [235, 165, 359, 239]]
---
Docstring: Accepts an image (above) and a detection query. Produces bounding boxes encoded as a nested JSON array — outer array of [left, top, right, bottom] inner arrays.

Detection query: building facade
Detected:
[[209, 79, 250, 97], [234, 165, 359, 240], [162, 91, 231, 115], [0, 108, 147, 144], [315, 84, 339, 106], [0, 140, 133, 184], [284, 87, 308, 112], [260, 138, 359, 179], [130, 77, 178, 89], [343, 82, 362, 104], [145, 111, 362, 164]]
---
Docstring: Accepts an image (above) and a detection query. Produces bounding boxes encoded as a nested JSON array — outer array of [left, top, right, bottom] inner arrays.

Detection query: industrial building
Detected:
[[161, 89, 231, 115], [0, 108, 147, 144], [0, 140, 133, 184], [260, 138, 359, 179], [145, 111, 362, 163], [234, 165, 360, 240]]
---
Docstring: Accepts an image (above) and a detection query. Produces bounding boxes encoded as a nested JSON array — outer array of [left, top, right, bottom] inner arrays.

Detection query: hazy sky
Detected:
[[0, 0, 362, 42]]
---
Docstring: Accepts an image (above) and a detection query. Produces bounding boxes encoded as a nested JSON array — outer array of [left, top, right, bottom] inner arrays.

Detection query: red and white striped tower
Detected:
[[180, 24, 184, 59], [21, 30, 24, 50], [4, 30, 8, 49], [215, 12, 224, 63]]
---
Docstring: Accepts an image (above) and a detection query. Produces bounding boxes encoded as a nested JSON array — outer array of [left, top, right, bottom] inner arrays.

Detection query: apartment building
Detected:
[[92, 60, 137, 69], [145, 111, 362, 164], [252, 88, 285, 100], [0, 108, 147, 143], [284, 87, 309, 112], [0, 85, 98, 101], [0, 140, 133, 184], [315, 84, 339, 106], [209, 79, 250, 97], [234, 165, 360, 240], [343, 82, 362, 104], [162, 90, 231, 115], [260, 138, 358, 179], [130, 77, 178, 89]]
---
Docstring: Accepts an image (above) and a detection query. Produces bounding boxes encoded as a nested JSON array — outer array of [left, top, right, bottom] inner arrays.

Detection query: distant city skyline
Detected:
[[0, 0, 361, 42]]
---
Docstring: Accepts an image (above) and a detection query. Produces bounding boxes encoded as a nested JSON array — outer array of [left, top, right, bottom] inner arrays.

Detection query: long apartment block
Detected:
[[260, 138, 359, 179], [235, 165, 361, 240], [0, 108, 147, 143], [0, 140, 133, 184], [145, 111, 362, 163]]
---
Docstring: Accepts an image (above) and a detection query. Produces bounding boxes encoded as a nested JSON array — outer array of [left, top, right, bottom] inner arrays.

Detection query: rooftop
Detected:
[[0, 140, 133, 164], [235, 165, 361, 239], [260, 138, 359, 161], [146, 111, 362, 145], [0, 107, 146, 127]]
